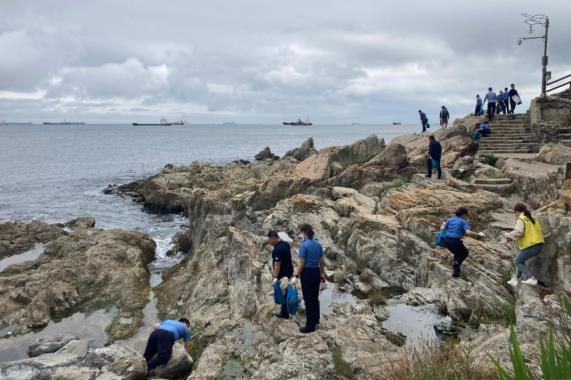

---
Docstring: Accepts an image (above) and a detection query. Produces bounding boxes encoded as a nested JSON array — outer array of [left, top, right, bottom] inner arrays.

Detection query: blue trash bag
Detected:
[[286, 285, 300, 315], [273, 281, 286, 305], [426, 122, 431, 129], [435, 230, 447, 248]]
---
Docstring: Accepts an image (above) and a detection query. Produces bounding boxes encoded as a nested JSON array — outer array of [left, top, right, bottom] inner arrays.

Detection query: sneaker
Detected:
[[522, 277, 538, 286], [299, 325, 315, 334], [507, 278, 519, 287]]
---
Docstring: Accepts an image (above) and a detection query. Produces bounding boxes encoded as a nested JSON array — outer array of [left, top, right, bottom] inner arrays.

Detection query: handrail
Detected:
[[546, 72, 571, 93], [547, 73, 571, 86]]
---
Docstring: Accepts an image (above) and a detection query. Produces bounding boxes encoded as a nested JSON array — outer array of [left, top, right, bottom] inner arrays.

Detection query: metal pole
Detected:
[[541, 17, 549, 96]]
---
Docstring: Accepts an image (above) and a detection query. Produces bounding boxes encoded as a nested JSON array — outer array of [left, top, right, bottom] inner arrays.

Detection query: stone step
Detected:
[[479, 149, 539, 154], [473, 183, 515, 193], [558, 134, 571, 139], [474, 178, 512, 185], [480, 138, 535, 143], [557, 128, 571, 134]]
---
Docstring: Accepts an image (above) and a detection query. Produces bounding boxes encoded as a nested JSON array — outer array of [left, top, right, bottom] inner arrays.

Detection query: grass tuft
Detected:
[[376, 177, 405, 197], [333, 349, 354, 379]]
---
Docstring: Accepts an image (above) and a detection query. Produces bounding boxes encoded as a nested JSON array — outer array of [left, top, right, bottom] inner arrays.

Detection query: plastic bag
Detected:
[[286, 284, 300, 315], [273, 281, 286, 305], [435, 230, 447, 248]]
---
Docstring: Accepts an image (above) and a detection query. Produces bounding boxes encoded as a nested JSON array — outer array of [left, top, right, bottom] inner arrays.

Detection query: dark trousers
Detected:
[[300, 267, 321, 330], [487, 102, 496, 120], [421, 120, 428, 132], [509, 99, 516, 114], [144, 329, 175, 371], [426, 158, 441, 179], [444, 237, 469, 275], [280, 302, 289, 318], [502, 100, 509, 115], [475, 105, 480, 115]]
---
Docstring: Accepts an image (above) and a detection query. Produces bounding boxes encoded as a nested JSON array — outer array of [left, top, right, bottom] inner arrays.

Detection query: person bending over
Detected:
[[144, 318, 192, 372]]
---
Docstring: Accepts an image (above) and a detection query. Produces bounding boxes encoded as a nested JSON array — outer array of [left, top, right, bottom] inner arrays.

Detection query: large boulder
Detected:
[[0, 220, 63, 260], [536, 144, 571, 166], [254, 147, 279, 161], [283, 137, 318, 161], [0, 226, 156, 339], [331, 134, 385, 165], [27, 334, 80, 357], [149, 343, 193, 379]]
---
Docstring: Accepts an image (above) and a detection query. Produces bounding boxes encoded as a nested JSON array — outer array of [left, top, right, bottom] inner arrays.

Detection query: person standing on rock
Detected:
[[268, 230, 294, 319], [439, 106, 450, 129], [291, 224, 324, 333], [426, 135, 442, 179], [440, 208, 485, 277], [418, 110, 429, 133], [503, 203, 544, 287], [483, 87, 497, 121], [475, 95, 483, 116], [508, 83, 520, 116], [144, 318, 192, 372]]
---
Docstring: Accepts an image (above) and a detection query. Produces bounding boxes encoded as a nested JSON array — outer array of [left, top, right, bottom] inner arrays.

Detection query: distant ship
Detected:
[[221, 122, 237, 126], [43, 121, 85, 125], [1, 121, 34, 125], [283, 118, 312, 126], [392, 121, 402, 125], [132, 118, 184, 126]]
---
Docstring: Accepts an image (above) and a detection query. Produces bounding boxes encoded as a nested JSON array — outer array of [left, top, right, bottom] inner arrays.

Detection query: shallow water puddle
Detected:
[[320, 283, 358, 316], [0, 243, 44, 272], [0, 307, 116, 362], [382, 303, 452, 347]]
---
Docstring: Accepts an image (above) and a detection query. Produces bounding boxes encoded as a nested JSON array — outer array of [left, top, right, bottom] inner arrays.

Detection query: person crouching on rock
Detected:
[[440, 207, 485, 277], [268, 230, 294, 319], [291, 224, 325, 333], [144, 318, 192, 372], [503, 203, 544, 287]]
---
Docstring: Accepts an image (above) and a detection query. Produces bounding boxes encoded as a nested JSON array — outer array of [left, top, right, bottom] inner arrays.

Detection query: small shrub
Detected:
[[381, 341, 496, 380], [491, 296, 571, 379], [376, 177, 405, 197], [333, 349, 354, 379], [460, 173, 472, 183], [481, 153, 498, 167]]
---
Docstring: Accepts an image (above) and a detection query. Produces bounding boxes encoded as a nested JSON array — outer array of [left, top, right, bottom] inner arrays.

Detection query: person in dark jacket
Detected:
[[439, 106, 450, 129], [475, 95, 483, 116], [502, 87, 510, 115], [268, 230, 294, 319], [291, 224, 325, 333], [440, 208, 485, 277], [508, 83, 520, 115], [427, 135, 442, 179], [418, 110, 429, 133]]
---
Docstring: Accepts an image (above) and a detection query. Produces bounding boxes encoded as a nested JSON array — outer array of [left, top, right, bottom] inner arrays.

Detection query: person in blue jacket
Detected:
[[291, 224, 325, 333], [440, 208, 485, 277], [144, 318, 192, 372]]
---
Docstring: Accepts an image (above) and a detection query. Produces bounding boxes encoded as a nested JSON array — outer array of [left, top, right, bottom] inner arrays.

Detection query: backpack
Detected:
[[435, 230, 447, 247], [426, 122, 431, 129], [273, 281, 286, 305], [286, 285, 300, 315]]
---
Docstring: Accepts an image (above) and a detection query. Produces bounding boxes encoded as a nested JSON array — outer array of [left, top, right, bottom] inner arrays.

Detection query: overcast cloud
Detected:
[[0, 0, 570, 123]]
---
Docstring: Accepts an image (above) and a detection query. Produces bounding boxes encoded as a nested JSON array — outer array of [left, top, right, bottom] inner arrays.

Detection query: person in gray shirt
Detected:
[[483, 87, 497, 121]]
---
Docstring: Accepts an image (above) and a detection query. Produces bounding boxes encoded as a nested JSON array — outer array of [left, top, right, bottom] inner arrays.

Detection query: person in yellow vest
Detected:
[[503, 203, 544, 286]]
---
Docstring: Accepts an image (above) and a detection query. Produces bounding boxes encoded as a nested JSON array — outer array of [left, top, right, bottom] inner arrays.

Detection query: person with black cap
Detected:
[[440, 207, 485, 277], [268, 230, 294, 319], [290, 224, 324, 333], [418, 110, 429, 133]]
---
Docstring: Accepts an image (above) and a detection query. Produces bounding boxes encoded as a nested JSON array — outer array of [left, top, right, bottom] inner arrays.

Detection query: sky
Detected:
[[0, 0, 570, 124]]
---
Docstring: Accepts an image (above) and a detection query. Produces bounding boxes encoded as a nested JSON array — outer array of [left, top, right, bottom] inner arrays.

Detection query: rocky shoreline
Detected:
[[1, 95, 571, 379]]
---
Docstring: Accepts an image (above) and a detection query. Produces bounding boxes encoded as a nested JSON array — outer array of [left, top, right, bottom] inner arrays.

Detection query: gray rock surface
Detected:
[[149, 343, 193, 379], [254, 146, 279, 161], [27, 334, 79, 357], [283, 137, 318, 161]]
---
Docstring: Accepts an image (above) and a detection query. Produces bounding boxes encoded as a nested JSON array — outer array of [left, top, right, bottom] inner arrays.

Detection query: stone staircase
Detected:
[[557, 126, 571, 147], [477, 115, 540, 156], [473, 177, 515, 194]]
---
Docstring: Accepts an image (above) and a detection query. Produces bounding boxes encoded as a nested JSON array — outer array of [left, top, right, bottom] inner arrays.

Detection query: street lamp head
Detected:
[[517, 38, 523, 46], [529, 25, 533, 34]]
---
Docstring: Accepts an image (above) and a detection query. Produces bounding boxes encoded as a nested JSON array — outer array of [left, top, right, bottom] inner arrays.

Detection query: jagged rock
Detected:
[[105, 355, 147, 380], [254, 147, 279, 161], [27, 334, 80, 357], [537, 144, 571, 166], [0, 220, 63, 260], [149, 343, 193, 379], [64, 217, 96, 230], [52, 366, 97, 380], [0, 226, 156, 338], [283, 137, 318, 161]]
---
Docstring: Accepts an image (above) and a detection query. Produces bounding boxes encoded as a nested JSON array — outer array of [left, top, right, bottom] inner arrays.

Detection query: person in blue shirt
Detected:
[[290, 224, 324, 333], [483, 87, 497, 121], [440, 208, 485, 277], [144, 318, 192, 372]]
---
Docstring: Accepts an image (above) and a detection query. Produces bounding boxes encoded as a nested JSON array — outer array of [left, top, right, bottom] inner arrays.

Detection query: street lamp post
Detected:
[[518, 14, 550, 96]]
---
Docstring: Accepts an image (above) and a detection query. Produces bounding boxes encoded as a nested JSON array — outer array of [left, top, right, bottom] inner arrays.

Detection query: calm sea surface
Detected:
[[0, 123, 418, 229]]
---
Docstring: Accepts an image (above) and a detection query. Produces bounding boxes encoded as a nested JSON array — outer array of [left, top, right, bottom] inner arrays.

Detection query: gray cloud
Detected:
[[0, 0, 570, 123]]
